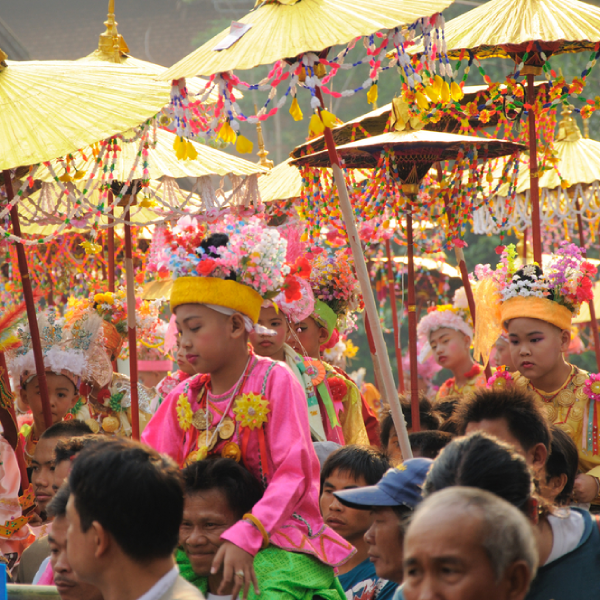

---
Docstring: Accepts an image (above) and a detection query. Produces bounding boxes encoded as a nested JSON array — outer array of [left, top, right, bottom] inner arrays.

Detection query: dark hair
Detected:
[[424, 432, 534, 513], [54, 435, 100, 464], [455, 387, 550, 452], [546, 425, 579, 505], [380, 396, 441, 449], [320, 445, 390, 492], [182, 458, 263, 519], [40, 420, 93, 440], [47, 484, 70, 519], [409, 431, 453, 459], [435, 396, 461, 421], [68, 438, 183, 562]]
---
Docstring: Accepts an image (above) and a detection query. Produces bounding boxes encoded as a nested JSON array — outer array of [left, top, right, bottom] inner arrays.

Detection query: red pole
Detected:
[[0, 353, 29, 488], [385, 239, 405, 393], [527, 73, 543, 264], [523, 228, 528, 263], [576, 204, 600, 371], [3, 171, 53, 431], [107, 192, 115, 293], [124, 208, 140, 440], [406, 204, 420, 432]]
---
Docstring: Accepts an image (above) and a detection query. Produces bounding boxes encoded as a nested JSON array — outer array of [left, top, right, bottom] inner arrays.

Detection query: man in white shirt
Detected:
[[64, 438, 204, 600]]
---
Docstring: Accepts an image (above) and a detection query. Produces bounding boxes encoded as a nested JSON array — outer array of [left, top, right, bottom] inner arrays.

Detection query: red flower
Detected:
[[196, 258, 216, 276], [283, 275, 301, 302], [577, 277, 593, 303], [495, 245, 506, 255], [292, 257, 311, 279], [327, 377, 347, 403]]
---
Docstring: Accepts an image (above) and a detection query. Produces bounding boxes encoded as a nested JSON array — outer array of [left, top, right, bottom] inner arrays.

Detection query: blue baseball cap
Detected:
[[333, 458, 433, 510]]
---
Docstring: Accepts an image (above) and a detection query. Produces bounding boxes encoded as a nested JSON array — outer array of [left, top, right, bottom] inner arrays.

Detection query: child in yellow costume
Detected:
[[474, 243, 600, 504]]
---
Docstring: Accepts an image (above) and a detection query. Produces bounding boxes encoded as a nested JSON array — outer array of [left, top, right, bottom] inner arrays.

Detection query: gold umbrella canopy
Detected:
[[37, 128, 267, 182], [436, 0, 600, 59], [0, 56, 170, 171], [292, 130, 524, 173], [161, 0, 454, 79]]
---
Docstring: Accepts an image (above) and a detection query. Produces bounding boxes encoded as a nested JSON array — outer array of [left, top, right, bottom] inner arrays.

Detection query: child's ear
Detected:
[[559, 329, 571, 353], [230, 314, 247, 339], [318, 327, 330, 346]]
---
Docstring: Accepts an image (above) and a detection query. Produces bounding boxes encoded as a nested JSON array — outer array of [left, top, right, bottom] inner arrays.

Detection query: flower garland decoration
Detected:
[[488, 366, 514, 391], [233, 393, 270, 430], [307, 247, 363, 333], [176, 393, 193, 431], [166, 216, 289, 300]]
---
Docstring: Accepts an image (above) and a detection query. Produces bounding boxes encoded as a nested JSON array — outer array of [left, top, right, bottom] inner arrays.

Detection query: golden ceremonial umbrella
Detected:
[[292, 129, 523, 411], [0, 57, 169, 172], [419, 0, 600, 264], [0, 48, 169, 453], [159, 0, 455, 453]]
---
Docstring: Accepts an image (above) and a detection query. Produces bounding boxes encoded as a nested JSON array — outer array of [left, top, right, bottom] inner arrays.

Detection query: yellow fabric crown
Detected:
[[170, 277, 263, 323], [501, 296, 572, 332]]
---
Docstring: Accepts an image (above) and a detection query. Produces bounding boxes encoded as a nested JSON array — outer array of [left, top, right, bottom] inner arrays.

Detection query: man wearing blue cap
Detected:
[[334, 458, 433, 588]]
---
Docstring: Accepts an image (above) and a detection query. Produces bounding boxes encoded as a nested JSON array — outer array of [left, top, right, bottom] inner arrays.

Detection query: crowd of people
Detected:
[[1, 223, 599, 600]]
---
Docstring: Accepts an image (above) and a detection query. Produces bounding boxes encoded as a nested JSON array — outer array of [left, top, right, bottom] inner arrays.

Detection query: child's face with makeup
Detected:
[[507, 317, 569, 382], [429, 328, 471, 373], [249, 306, 288, 361]]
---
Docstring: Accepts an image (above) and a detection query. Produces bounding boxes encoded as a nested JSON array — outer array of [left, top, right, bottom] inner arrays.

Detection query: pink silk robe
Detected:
[[141, 355, 355, 567]]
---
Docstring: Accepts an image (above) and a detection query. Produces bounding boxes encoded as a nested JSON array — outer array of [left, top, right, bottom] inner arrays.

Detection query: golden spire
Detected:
[[97, 0, 129, 61], [556, 104, 582, 143], [255, 104, 274, 169]]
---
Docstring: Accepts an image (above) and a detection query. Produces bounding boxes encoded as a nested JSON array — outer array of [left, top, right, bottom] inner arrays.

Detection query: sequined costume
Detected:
[[76, 372, 157, 436], [436, 363, 487, 400], [493, 366, 600, 478], [142, 353, 354, 567]]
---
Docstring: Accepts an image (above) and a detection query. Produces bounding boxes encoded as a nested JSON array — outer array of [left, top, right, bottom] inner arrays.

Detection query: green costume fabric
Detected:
[[177, 546, 346, 600]]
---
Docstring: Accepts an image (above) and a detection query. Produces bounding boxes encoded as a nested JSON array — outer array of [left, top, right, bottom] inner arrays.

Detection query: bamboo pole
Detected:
[[314, 89, 412, 460]]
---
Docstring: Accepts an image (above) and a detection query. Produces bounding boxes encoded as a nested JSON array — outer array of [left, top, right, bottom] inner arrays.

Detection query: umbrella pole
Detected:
[[385, 239, 405, 393], [107, 193, 115, 293], [3, 171, 53, 432], [0, 352, 29, 489], [435, 163, 491, 378], [576, 204, 600, 371], [124, 210, 140, 441], [527, 73, 542, 264], [315, 90, 412, 460], [405, 202, 420, 432]]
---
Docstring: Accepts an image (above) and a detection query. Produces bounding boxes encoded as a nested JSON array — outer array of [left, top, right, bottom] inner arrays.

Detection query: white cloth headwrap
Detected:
[[204, 304, 276, 336]]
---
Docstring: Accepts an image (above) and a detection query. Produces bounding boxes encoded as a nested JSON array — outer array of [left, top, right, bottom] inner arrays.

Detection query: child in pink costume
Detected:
[[142, 225, 353, 599]]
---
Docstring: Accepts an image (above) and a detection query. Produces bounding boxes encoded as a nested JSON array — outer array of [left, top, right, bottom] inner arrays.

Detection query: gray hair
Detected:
[[409, 486, 538, 583]]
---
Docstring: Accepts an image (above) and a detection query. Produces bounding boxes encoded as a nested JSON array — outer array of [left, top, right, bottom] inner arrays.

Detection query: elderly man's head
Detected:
[[403, 487, 537, 600]]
